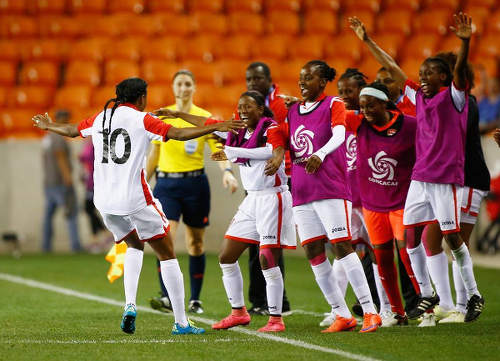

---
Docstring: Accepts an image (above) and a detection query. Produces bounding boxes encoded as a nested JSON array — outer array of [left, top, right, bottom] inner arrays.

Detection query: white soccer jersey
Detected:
[[78, 104, 171, 215]]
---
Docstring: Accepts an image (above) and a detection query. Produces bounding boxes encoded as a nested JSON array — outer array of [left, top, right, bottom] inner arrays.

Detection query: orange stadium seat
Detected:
[[141, 60, 180, 85], [191, 13, 228, 36], [357, 57, 382, 80], [69, 0, 107, 14], [68, 37, 108, 62], [376, 10, 413, 36], [0, 0, 28, 15], [476, 35, 500, 58], [0, 86, 7, 107], [80, 15, 126, 38], [179, 61, 217, 85], [467, 0, 497, 7], [463, 6, 489, 33], [1, 109, 45, 137], [252, 35, 290, 61], [402, 34, 438, 59], [190, 84, 212, 108], [304, 10, 339, 35], [210, 85, 244, 108], [65, 61, 101, 86], [91, 86, 116, 108], [120, 15, 164, 38], [38, 16, 83, 38], [140, 37, 179, 62], [341, 10, 375, 33], [343, 0, 381, 13], [0, 61, 17, 86], [104, 60, 140, 85], [5, 16, 38, 38], [364, 33, 405, 59], [35, 0, 67, 14], [413, 10, 451, 35], [288, 35, 325, 60], [226, 0, 263, 14], [54, 85, 92, 110], [218, 36, 253, 60], [400, 58, 424, 82], [9, 86, 55, 108], [26, 39, 69, 62], [277, 80, 300, 98], [207, 105, 234, 119], [324, 33, 362, 62], [156, 14, 192, 37], [438, 35, 465, 56], [324, 58, 357, 79], [146, 85, 175, 110], [214, 60, 247, 85], [487, 11, 500, 33], [147, 0, 185, 14], [19, 61, 60, 86], [421, 0, 460, 11], [0, 41, 20, 62], [189, 0, 224, 13], [302, 0, 341, 12], [108, 0, 144, 14], [178, 35, 219, 63], [266, 11, 300, 35], [228, 13, 264, 36], [279, 60, 307, 82], [472, 58, 499, 78], [103, 38, 141, 62], [383, 0, 421, 11], [265, 0, 301, 13]]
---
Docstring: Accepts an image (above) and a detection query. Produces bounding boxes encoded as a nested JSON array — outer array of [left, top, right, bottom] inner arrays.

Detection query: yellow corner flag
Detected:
[[105, 242, 128, 283]]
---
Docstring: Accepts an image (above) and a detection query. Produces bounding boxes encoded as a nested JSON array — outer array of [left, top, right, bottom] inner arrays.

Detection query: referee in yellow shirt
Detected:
[[146, 70, 238, 314]]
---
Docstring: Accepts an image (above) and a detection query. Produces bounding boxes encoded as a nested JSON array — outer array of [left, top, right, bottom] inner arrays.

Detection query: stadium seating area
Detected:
[[0, 0, 499, 137]]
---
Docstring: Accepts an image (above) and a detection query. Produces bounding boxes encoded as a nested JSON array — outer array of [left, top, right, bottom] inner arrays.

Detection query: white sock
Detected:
[[262, 266, 283, 316], [451, 243, 481, 298], [332, 260, 348, 298], [372, 264, 391, 314], [311, 259, 351, 318], [407, 243, 433, 297], [427, 251, 454, 310], [339, 252, 376, 314], [123, 247, 143, 306], [220, 262, 245, 308], [452, 259, 467, 314], [160, 259, 188, 327]]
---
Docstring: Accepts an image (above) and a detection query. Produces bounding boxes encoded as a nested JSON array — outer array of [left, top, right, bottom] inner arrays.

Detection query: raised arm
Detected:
[[349, 17, 408, 89], [450, 12, 472, 90], [167, 120, 243, 141], [153, 108, 207, 127], [32, 113, 80, 137]]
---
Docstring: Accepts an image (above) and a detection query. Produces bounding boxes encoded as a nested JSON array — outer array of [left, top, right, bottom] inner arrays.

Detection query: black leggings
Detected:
[[84, 199, 105, 235]]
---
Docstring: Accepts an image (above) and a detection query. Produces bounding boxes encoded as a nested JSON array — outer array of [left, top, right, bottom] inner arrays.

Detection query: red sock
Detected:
[[398, 247, 421, 294], [373, 247, 405, 316]]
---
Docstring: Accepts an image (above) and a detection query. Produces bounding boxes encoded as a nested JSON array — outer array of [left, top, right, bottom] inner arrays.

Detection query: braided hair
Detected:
[[240, 91, 274, 118], [423, 56, 453, 86], [102, 77, 148, 136], [304, 60, 336, 82], [339, 68, 368, 87]]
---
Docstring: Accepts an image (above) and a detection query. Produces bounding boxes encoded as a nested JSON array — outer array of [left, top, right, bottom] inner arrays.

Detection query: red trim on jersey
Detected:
[[451, 185, 460, 232], [345, 111, 362, 132], [330, 97, 347, 128], [276, 192, 283, 245], [152, 202, 167, 222], [405, 79, 420, 91], [462, 187, 474, 214], [224, 235, 260, 244], [469, 211, 478, 217], [77, 111, 99, 137], [330, 235, 352, 244], [404, 220, 438, 229], [371, 110, 400, 132], [141, 169, 154, 205], [142, 225, 171, 243], [442, 227, 460, 234], [204, 117, 222, 125], [300, 235, 327, 246], [274, 174, 281, 187], [144, 113, 172, 141], [267, 123, 288, 149], [301, 93, 327, 105], [344, 200, 352, 239], [260, 244, 297, 249]]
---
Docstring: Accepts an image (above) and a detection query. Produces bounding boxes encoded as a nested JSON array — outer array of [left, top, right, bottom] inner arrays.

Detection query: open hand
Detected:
[[348, 16, 368, 41], [153, 108, 179, 118], [264, 155, 282, 176], [211, 150, 228, 161], [305, 155, 322, 174], [32, 113, 52, 130], [278, 94, 301, 109], [222, 171, 238, 193], [215, 119, 245, 134], [450, 12, 472, 40]]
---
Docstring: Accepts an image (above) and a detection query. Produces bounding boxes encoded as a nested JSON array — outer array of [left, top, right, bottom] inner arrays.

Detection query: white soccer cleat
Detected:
[[418, 312, 436, 327], [439, 310, 465, 323], [381, 311, 409, 327], [319, 312, 335, 327], [433, 305, 454, 321]]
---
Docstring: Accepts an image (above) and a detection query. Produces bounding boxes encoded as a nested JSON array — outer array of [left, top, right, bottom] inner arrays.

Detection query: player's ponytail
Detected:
[[305, 60, 337, 82]]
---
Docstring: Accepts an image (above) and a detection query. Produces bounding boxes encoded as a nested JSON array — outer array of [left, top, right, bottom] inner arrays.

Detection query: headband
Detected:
[[359, 87, 389, 101]]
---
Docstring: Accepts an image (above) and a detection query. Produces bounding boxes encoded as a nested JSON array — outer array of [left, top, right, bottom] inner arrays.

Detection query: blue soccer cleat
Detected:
[[171, 319, 206, 335], [121, 304, 137, 334]]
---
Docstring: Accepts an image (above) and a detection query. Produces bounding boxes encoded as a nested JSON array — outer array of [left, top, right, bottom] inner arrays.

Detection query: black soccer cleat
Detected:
[[464, 295, 484, 322], [407, 292, 440, 319]]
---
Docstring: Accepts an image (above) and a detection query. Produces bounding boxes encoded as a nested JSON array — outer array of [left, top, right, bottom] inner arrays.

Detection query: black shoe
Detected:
[[351, 302, 363, 317], [248, 306, 269, 315], [149, 293, 173, 313], [282, 301, 291, 313], [465, 295, 484, 322], [407, 292, 440, 319], [395, 314, 409, 326], [188, 300, 204, 314]]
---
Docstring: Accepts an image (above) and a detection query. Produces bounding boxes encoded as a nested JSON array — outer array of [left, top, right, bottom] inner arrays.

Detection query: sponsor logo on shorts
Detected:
[[291, 125, 315, 158], [262, 235, 276, 240], [346, 134, 357, 171], [441, 220, 455, 226], [331, 227, 346, 233], [368, 151, 398, 186]]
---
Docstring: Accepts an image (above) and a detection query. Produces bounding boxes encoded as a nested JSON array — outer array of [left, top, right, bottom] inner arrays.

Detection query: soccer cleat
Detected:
[[149, 294, 173, 313], [418, 312, 436, 327], [172, 320, 205, 335], [464, 295, 484, 322], [121, 304, 137, 334], [321, 316, 357, 333], [248, 306, 269, 316], [407, 292, 440, 319], [433, 305, 454, 321], [188, 300, 204, 314], [381, 311, 409, 327], [258, 316, 285, 332], [212, 309, 251, 330], [360, 313, 382, 333], [439, 310, 465, 323], [319, 312, 335, 327]]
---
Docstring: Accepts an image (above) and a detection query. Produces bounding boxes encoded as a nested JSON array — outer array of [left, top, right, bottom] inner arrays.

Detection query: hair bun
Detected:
[[326, 66, 336, 82]]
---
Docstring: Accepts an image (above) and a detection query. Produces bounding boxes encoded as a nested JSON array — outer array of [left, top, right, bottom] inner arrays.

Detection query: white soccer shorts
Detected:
[[101, 199, 170, 243], [403, 180, 463, 233], [225, 189, 296, 249], [461, 186, 487, 225], [351, 206, 369, 243], [293, 198, 352, 245]]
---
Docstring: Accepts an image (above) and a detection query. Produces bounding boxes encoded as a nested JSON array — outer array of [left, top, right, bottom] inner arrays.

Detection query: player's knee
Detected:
[[304, 240, 325, 260], [187, 241, 204, 256], [259, 248, 278, 270], [332, 241, 354, 258], [444, 232, 462, 250]]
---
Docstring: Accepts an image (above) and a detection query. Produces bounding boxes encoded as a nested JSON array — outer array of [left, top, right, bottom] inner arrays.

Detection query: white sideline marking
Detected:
[[0, 272, 383, 361], [1, 338, 242, 344]]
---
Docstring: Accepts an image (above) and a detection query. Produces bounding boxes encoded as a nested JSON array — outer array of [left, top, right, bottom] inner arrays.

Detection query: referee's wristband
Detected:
[[224, 168, 233, 174]]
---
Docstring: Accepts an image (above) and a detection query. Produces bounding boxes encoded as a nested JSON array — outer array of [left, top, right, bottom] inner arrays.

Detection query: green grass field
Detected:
[[0, 252, 499, 361]]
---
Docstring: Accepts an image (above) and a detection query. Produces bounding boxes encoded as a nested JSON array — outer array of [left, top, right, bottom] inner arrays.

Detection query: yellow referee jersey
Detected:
[[152, 104, 219, 172]]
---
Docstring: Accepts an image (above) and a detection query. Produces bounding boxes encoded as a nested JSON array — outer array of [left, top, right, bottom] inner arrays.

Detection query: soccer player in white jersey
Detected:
[[156, 91, 295, 332], [32, 77, 242, 335]]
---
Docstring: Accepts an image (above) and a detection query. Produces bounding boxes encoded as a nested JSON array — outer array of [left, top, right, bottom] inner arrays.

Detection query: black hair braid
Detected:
[[339, 68, 368, 87], [305, 60, 336, 82]]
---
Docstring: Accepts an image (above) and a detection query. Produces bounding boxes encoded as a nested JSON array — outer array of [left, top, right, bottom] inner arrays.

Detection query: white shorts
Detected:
[[351, 206, 369, 243], [293, 198, 352, 245], [101, 199, 170, 243], [225, 188, 296, 249], [461, 186, 487, 225], [403, 180, 462, 233]]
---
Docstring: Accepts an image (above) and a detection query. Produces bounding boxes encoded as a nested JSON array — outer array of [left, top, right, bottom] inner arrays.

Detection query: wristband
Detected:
[[224, 168, 233, 174]]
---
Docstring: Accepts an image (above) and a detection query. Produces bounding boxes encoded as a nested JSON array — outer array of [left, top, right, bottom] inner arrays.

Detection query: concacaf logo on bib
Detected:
[[368, 151, 398, 186], [291, 125, 315, 163], [346, 134, 357, 171]]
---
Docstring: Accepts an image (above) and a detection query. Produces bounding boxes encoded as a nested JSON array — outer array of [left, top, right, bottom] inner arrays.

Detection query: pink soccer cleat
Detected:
[[258, 316, 285, 332], [212, 308, 251, 330]]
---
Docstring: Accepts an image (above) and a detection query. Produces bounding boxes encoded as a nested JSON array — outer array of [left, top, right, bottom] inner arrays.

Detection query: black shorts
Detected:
[[153, 174, 210, 228]]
